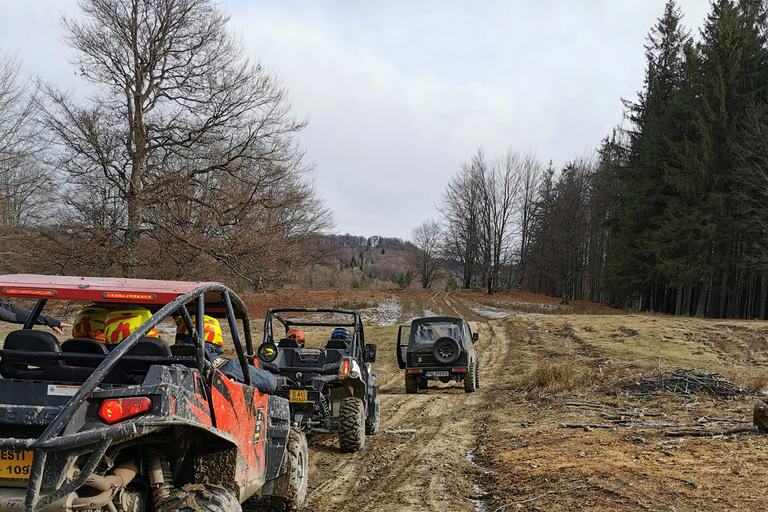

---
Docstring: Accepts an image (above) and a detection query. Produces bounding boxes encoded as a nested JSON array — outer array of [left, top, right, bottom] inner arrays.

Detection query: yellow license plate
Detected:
[[0, 449, 31, 479], [289, 390, 307, 403]]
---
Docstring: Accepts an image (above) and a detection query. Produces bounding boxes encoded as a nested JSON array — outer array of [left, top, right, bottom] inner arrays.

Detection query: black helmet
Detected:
[[331, 327, 351, 341]]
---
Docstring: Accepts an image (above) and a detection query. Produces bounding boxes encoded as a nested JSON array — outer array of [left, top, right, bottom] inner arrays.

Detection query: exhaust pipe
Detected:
[[70, 459, 138, 511]]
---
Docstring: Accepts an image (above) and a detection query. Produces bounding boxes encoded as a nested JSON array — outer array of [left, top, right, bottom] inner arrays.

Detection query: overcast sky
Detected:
[[0, 1, 712, 240]]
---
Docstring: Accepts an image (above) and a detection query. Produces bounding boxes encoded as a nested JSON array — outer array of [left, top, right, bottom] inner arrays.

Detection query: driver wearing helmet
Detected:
[[176, 315, 276, 394], [286, 328, 305, 347]]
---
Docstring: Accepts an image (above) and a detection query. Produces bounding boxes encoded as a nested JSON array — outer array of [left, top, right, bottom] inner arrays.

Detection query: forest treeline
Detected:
[[409, 0, 768, 319], [0, 0, 333, 290]]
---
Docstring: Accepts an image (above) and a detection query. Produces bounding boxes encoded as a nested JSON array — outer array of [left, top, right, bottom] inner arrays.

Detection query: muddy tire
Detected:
[[270, 428, 309, 512], [155, 484, 240, 512], [433, 337, 460, 364], [339, 397, 366, 452], [366, 398, 380, 435], [464, 360, 477, 393], [475, 359, 480, 389], [405, 373, 418, 394]]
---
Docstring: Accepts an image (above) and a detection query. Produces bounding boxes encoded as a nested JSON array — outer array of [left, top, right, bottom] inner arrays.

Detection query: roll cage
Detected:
[[263, 308, 365, 357]]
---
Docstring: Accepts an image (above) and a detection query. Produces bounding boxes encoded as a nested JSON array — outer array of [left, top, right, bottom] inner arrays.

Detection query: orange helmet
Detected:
[[175, 315, 223, 348], [286, 328, 305, 346], [72, 306, 110, 342], [104, 307, 158, 346]]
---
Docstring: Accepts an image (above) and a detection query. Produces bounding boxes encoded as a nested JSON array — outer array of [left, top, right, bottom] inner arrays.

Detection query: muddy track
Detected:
[[245, 318, 518, 512]]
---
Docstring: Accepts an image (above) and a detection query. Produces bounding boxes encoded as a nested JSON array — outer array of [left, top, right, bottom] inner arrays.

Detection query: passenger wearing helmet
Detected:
[[286, 328, 305, 347], [175, 315, 276, 394], [104, 307, 159, 349], [72, 306, 110, 342], [331, 327, 352, 343]]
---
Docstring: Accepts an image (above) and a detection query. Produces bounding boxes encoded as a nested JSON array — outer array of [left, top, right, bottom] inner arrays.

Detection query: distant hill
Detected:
[[297, 234, 414, 289]]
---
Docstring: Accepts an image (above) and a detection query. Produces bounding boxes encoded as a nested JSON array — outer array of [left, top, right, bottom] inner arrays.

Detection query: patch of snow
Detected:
[[360, 298, 402, 326], [468, 305, 510, 319], [422, 309, 437, 318]]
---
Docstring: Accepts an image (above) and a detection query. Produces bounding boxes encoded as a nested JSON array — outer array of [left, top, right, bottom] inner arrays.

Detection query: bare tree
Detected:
[[0, 52, 56, 273], [511, 153, 542, 289], [408, 219, 444, 289], [42, 0, 332, 282], [439, 150, 484, 289], [0, 52, 50, 229]]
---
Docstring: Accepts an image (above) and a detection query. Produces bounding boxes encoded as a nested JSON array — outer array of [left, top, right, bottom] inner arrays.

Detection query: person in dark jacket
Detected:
[[0, 302, 70, 334], [175, 315, 276, 394]]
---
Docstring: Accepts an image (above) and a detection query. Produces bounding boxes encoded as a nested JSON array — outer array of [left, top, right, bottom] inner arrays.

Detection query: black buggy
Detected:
[[257, 309, 379, 453], [397, 316, 480, 393]]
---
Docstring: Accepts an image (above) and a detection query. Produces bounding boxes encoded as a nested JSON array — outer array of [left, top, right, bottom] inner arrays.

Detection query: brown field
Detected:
[[4, 289, 768, 511]]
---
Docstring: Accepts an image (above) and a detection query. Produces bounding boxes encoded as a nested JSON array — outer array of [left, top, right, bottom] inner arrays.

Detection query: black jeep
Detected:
[[257, 308, 379, 453], [397, 316, 480, 393]]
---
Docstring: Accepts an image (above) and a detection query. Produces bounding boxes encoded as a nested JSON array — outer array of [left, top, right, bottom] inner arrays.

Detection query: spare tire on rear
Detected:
[[432, 337, 460, 364]]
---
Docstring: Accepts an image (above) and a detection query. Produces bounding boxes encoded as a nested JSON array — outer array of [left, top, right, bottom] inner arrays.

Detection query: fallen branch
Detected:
[[383, 428, 419, 434], [492, 486, 588, 511], [562, 423, 613, 429], [668, 476, 699, 489], [664, 426, 757, 437]]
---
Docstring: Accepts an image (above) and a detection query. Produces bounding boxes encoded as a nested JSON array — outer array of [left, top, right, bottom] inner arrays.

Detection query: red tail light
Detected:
[[99, 397, 153, 424], [340, 359, 350, 376]]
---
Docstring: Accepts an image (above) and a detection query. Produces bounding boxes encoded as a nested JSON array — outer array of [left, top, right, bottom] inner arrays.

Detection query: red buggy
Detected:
[[0, 275, 307, 512]]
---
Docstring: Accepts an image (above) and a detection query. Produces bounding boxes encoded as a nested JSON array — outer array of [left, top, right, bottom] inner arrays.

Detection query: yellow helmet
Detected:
[[175, 315, 223, 347], [72, 306, 110, 341], [104, 307, 158, 346]]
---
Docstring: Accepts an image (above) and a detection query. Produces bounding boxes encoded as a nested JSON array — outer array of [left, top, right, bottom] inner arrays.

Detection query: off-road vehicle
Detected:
[[0, 274, 308, 512], [257, 308, 379, 453], [397, 316, 479, 393]]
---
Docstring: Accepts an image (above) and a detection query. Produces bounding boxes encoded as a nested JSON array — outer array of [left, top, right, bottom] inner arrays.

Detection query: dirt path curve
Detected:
[[275, 318, 516, 512]]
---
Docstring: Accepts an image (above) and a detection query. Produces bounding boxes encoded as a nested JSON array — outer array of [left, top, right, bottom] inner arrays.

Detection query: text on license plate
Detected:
[[289, 390, 307, 403], [0, 449, 31, 479], [425, 371, 449, 377]]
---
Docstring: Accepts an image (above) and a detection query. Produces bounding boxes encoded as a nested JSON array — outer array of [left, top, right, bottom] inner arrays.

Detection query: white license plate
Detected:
[[425, 371, 449, 377]]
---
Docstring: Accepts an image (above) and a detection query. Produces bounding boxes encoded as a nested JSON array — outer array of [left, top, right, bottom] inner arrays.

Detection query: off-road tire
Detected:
[[339, 397, 366, 452], [405, 373, 418, 394], [155, 484, 240, 512], [464, 359, 477, 393], [433, 337, 461, 364], [270, 428, 309, 512], [475, 359, 480, 389], [365, 398, 380, 435]]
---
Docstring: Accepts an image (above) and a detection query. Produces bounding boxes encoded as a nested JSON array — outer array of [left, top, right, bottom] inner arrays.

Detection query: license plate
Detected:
[[289, 390, 307, 403], [425, 371, 449, 377], [0, 449, 32, 479]]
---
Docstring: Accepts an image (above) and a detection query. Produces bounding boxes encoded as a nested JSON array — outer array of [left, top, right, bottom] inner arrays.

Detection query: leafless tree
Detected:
[[476, 150, 527, 294], [0, 52, 51, 228], [439, 150, 484, 289], [0, 52, 56, 273], [41, 0, 332, 282], [511, 153, 542, 289], [408, 219, 444, 289]]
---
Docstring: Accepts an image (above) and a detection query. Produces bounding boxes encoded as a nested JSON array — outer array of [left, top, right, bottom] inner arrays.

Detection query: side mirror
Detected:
[[364, 343, 377, 363], [472, 333, 479, 343]]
